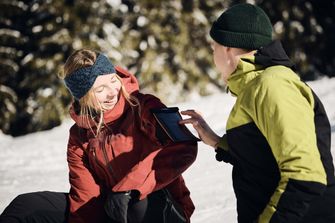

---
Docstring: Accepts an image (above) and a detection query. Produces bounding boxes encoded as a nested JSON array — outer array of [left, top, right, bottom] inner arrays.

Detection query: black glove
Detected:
[[215, 148, 233, 163], [104, 191, 132, 223]]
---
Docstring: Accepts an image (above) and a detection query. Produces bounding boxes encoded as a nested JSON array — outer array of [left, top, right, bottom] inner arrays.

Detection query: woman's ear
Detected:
[[226, 48, 242, 74], [225, 47, 236, 65], [226, 47, 236, 59]]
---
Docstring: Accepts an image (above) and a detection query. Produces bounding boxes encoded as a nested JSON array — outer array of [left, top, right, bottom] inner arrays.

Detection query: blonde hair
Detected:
[[60, 49, 139, 136]]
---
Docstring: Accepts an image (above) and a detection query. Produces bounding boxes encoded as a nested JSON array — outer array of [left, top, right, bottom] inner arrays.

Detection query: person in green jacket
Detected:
[[180, 3, 335, 223]]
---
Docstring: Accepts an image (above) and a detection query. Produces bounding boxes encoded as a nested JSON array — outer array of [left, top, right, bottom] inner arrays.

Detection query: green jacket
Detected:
[[216, 40, 335, 223]]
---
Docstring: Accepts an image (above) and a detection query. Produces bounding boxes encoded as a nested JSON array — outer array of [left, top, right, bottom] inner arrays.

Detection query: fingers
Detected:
[[180, 109, 221, 148], [180, 109, 203, 118], [179, 109, 203, 127], [179, 118, 200, 126]]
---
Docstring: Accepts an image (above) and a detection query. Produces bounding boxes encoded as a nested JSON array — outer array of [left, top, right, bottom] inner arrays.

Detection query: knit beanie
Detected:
[[210, 3, 273, 50]]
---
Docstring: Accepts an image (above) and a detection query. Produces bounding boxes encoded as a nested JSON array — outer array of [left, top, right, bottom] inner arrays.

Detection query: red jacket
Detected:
[[67, 66, 198, 223]]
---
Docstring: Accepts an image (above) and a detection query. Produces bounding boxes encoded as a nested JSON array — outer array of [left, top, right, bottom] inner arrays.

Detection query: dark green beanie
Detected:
[[210, 3, 273, 50]]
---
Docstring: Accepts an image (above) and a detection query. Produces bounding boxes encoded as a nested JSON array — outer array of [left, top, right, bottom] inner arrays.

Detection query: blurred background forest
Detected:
[[1, 0, 334, 136]]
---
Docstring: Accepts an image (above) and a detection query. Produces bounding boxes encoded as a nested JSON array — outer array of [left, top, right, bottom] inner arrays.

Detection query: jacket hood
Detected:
[[227, 40, 294, 96], [254, 40, 294, 68], [69, 66, 140, 129]]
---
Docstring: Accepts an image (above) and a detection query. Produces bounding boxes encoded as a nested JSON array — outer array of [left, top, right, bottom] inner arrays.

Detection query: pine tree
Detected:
[[1, 0, 334, 136], [0, 0, 71, 136], [0, 0, 125, 136], [235, 0, 335, 79]]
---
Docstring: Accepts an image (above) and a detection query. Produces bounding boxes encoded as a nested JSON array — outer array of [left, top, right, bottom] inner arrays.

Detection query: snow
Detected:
[[1, 77, 335, 222]]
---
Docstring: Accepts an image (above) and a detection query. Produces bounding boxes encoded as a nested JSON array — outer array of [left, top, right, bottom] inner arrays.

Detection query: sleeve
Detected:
[[141, 139, 198, 198], [113, 94, 198, 200], [165, 176, 195, 221], [139, 94, 198, 198], [248, 77, 327, 223], [67, 126, 108, 223], [215, 134, 234, 163], [135, 93, 174, 146]]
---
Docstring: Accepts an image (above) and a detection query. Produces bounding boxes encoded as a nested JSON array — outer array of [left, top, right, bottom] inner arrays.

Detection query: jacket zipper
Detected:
[[101, 140, 118, 183], [91, 145, 117, 187]]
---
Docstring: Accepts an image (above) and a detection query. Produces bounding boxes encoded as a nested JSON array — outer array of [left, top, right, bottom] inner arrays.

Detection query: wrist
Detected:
[[211, 135, 221, 149]]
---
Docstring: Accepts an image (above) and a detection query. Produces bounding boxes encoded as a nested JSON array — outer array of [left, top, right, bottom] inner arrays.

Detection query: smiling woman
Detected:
[[60, 50, 140, 136], [0, 49, 198, 223], [92, 74, 122, 111]]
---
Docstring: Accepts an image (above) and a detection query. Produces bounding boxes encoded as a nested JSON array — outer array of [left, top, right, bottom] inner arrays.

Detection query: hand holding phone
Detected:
[[151, 107, 200, 143]]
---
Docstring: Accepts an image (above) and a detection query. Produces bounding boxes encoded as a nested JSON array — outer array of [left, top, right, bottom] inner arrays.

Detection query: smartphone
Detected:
[[151, 107, 200, 142]]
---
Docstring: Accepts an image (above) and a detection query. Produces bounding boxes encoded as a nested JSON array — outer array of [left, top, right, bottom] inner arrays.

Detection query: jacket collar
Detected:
[[227, 56, 263, 96], [227, 40, 294, 96]]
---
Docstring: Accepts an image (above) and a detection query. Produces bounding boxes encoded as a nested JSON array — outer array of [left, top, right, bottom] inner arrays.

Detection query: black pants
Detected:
[[0, 190, 185, 223], [0, 191, 68, 223]]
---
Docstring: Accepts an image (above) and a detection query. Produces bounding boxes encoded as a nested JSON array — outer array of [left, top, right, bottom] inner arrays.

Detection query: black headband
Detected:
[[64, 53, 116, 100]]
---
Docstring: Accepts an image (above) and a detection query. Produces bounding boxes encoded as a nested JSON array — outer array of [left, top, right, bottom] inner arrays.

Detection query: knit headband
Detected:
[[64, 53, 116, 100]]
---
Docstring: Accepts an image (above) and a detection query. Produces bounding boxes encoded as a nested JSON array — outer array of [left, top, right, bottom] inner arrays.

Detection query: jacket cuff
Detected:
[[215, 134, 233, 163], [216, 134, 229, 151]]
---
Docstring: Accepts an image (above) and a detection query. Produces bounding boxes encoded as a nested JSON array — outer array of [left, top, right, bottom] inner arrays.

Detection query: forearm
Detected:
[[114, 141, 197, 199]]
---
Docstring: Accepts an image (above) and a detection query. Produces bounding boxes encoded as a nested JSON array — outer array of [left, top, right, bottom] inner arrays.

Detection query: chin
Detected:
[[103, 105, 116, 111]]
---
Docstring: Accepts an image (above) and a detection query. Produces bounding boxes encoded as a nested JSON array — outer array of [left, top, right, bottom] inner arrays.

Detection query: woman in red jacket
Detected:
[[0, 49, 197, 223], [63, 49, 198, 223]]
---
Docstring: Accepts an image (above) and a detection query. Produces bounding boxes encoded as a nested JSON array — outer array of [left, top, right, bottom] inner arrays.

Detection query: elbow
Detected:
[[184, 141, 198, 165], [172, 142, 198, 171]]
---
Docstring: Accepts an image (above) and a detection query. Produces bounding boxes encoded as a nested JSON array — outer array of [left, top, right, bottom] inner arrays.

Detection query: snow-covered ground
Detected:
[[1, 77, 335, 223]]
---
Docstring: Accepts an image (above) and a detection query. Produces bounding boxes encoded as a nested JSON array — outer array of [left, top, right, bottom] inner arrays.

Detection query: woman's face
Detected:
[[92, 73, 122, 111]]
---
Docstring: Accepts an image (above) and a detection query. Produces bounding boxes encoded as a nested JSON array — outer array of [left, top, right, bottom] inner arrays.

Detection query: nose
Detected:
[[107, 86, 119, 98]]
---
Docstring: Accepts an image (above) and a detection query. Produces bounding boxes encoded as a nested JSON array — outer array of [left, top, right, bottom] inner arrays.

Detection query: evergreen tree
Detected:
[[1, 0, 334, 136], [0, 0, 125, 136], [0, 0, 70, 136], [109, 0, 227, 103], [235, 0, 335, 79]]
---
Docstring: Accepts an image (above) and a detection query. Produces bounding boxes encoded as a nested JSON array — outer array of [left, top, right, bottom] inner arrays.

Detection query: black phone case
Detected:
[[151, 107, 200, 142]]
